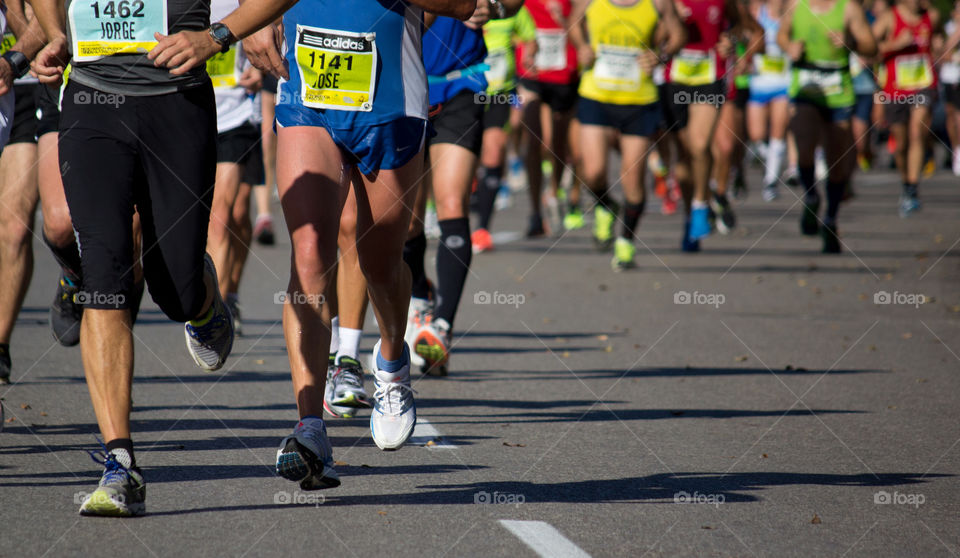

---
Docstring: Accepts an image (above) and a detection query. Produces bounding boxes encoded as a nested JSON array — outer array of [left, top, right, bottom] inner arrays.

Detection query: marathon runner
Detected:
[[941, 5, 960, 176], [711, 36, 754, 232]]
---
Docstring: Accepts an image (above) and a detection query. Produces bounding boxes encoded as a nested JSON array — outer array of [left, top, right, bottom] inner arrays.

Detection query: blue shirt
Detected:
[[423, 17, 488, 105]]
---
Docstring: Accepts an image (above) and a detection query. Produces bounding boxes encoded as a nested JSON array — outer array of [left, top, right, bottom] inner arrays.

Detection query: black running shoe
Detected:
[[800, 196, 821, 236], [710, 193, 736, 235], [821, 221, 841, 254], [526, 214, 546, 238], [50, 274, 83, 347], [0, 344, 10, 384]]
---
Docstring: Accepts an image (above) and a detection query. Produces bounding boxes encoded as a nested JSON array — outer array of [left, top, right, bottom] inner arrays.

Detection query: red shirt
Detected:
[[516, 0, 579, 85], [666, 0, 729, 85], [883, 7, 936, 94]]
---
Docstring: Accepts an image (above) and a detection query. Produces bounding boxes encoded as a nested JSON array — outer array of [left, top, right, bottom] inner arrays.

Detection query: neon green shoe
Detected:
[[611, 238, 636, 271], [563, 208, 585, 230], [593, 206, 615, 251], [541, 159, 554, 177]]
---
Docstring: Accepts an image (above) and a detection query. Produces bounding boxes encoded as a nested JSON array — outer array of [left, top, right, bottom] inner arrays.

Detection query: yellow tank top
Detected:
[[578, 0, 659, 105]]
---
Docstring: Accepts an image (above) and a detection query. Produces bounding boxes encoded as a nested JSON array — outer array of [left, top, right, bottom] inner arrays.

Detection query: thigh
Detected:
[[619, 133, 652, 195], [769, 98, 790, 138], [686, 103, 720, 153], [577, 122, 610, 180], [746, 102, 769, 142], [0, 142, 39, 232]]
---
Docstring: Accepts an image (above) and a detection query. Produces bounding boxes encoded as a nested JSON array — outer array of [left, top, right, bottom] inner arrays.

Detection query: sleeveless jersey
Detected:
[[579, 0, 659, 105], [882, 7, 935, 94], [482, 8, 536, 94], [516, 0, 579, 85], [666, 0, 727, 85], [788, 0, 854, 108]]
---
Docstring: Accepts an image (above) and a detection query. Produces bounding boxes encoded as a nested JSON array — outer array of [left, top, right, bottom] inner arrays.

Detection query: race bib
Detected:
[[757, 54, 787, 76], [535, 30, 567, 71], [206, 47, 238, 89], [940, 53, 960, 84], [484, 49, 509, 91], [69, 0, 167, 62], [796, 68, 843, 97], [0, 32, 16, 56], [295, 26, 377, 112], [669, 49, 716, 86], [593, 46, 641, 91], [895, 54, 933, 90]]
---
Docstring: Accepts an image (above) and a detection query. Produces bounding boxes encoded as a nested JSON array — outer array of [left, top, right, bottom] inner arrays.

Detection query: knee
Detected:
[[291, 236, 336, 291]]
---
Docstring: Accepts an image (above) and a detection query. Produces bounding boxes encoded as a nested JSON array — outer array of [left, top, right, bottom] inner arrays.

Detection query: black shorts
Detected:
[[35, 84, 60, 137], [217, 122, 260, 165], [8, 84, 38, 145], [242, 136, 265, 185], [428, 89, 484, 154], [519, 78, 579, 113], [944, 84, 960, 109], [733, 86, 749, 110], [662, 81, 725, 130], [577, 97, 662, 137], [882, 89, 936, 125], [59, 81, 217, 321], [481, 90, 516, 130]]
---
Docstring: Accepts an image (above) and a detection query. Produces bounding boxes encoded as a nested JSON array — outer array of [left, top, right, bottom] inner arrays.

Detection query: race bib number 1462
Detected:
[[69, 0, 168, 62]]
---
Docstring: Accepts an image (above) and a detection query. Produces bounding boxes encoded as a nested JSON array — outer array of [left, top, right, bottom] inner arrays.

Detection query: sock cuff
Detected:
[[438, 217, 471, 235]]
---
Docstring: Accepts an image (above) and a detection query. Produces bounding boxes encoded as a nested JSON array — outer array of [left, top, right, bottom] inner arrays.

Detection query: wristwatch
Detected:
[[1, 51, 30, 79], [488, 0, 506, 19], [208, 22, 237, 54]]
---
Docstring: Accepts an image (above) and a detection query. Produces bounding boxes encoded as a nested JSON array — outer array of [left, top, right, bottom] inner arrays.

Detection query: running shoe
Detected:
[[681, 221, 700, 253], [783, 167, 800, 188], [821, 220, 841, 254], [545, 192, 562, 235], [254, 214, 275, 246], [370, 340, 417, 450], [526, 213, 546, 238], [328, 356, 372, 415], [857, 155, 871, 172], [323, 353, 353, 418], [593, 205, 615, 251], [898, 193, 921, 218], [276, 417, 340, 490], [471, 228, 494, 254], [79, 445, 146, 517], [801, 196, 820, 236], [761, 182, 779, 202], [414, 317, 451, 376], [661, 195, 678, 215], [611, 238, 636, 271], [405, 295, 432, 369], [733, 170, 748, 200], [654, 172, 668, 199], [923, 157, 935, 178], [710, 194, 736, 234], [0, 345, 10, 385], [688, 206, 711, 240], [953, 148, 960, 177], [563, 207, 585, 230], [227, 297, 243, 337], [50, 273, 83, 347], [184, 255, 234, 371]]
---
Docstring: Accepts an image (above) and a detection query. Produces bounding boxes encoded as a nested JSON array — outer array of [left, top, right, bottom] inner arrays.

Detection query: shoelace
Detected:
[[186, 309, 228, 341], [337, 363, 364, 390], [87, 439, 131, 485], [373, 380, 416, 416]]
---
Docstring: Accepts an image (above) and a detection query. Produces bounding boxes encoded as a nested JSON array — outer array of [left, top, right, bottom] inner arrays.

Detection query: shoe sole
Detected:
[[331, 391, 373, 409], [323, 399, 355, 419], [79, 493, 145, 517], [414, 331, 448, 368], [276, 439, 341, 489]]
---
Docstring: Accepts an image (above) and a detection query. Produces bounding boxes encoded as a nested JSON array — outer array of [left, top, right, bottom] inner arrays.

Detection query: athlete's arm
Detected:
[[729, 0, 763, 63], [845, 0, 877, 57], [0, 1, 45, 94], [568, 0, 593, 68], [653, 0, 686, 58], [25, 0, 68, 84], [777, 2, 803, 62]]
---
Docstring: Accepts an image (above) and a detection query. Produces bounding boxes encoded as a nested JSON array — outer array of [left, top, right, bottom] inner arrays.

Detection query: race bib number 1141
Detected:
[[69, 0, 168, 62], [295, 26, 377, 112]]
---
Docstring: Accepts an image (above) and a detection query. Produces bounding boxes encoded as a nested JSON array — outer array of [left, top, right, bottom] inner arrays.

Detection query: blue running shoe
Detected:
[[276, 417, 340, 491], [688, 207, 711, 240]]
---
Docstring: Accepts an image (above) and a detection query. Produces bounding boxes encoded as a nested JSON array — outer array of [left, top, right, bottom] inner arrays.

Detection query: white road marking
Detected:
[[491, 231, 524, 246], [499, 520, 591, 558], [410, 418, 455, 449]]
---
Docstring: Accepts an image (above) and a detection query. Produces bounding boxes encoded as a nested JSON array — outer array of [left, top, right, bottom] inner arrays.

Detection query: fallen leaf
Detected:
[[888, 405, 897, 410], [701, 526, 714, 530], [542, 318, 553, 324], [39, 412, 48, 417], [735, 355, 748, 362], [916, 378, 928, 383], [254, 359, 265, 365], [935, 234, 944, 243], [561, 351, 570, 358], [598, 284, 608, 292], [885, 273, 893, 281], [503, 442, 526, 447], [425, 440, 436, 447], [902, 333, 913, 339], [597, 334, 609, 341], [761, 453, 768, 458], [5, 417, 14, 423], [915, 252, 928, 260], [868, 345, 877, 352], [797, 279, 807, 287], [555, 337, 567, 343], [653, 282, 662, 291], [334, 460, 348, 466], [633, 344, 641, 349], [20, 404, 30, 410], [604, 345, 613, 353], [951, 305, 960, 313], [811, 514, 821, 524], [378, 511, 387, 516], [752, 275, 763, 284], [857, 294, 868, 301]]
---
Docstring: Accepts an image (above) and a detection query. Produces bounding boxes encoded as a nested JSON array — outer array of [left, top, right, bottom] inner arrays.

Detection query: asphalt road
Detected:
[[1, 162, 959, 557]]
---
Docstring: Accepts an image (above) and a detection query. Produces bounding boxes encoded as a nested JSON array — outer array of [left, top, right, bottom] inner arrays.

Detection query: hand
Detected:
[[464, 0, 491, 30], [716, 33, 734, 59], [149, 30, 221, 75], [733, 56, 751, 77], [31, 36, 69, 85], [243, 24, 288, 79], [239, 66, 263, 94], [577, 43, 595, 69], [522, 40, 538, 70], [639, 50, 658, 75], [786, 40, 804, 62]]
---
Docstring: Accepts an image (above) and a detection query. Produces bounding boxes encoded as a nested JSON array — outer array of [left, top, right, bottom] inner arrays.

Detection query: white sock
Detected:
[[329, 316, 340, 355], [691, 199, 708, 210], [765, 138, 786, 185], [337, 327, 362, 361]]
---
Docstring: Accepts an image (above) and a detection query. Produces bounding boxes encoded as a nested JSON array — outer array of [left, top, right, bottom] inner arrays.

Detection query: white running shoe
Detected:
[[953, 147, 960, 177], [370, 340, 416, 450]]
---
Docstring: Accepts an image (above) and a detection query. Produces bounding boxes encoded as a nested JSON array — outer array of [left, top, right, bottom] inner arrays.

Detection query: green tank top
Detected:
[[734, 42, 750, 89], [788, 0, 853, 108]]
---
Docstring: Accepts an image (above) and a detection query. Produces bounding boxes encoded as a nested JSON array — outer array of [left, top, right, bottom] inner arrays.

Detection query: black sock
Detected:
[[825, 180, 845, 223], [903, 182, 918, 197], [591, 186, 616, 212], [475, 165, 502, 230], [435, 218, 472, 326], [0, 343, 9, 361], [799, 166, 817, 202], [106, 438, 136, 468], [621, 201, 645, 239], [43, 235, 82, 284], [403, 232, 430, 300]]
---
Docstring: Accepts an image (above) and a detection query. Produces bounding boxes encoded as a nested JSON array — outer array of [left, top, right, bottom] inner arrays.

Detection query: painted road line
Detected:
[[499, 520, 591, 558], [409, 418, 455, 449]]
